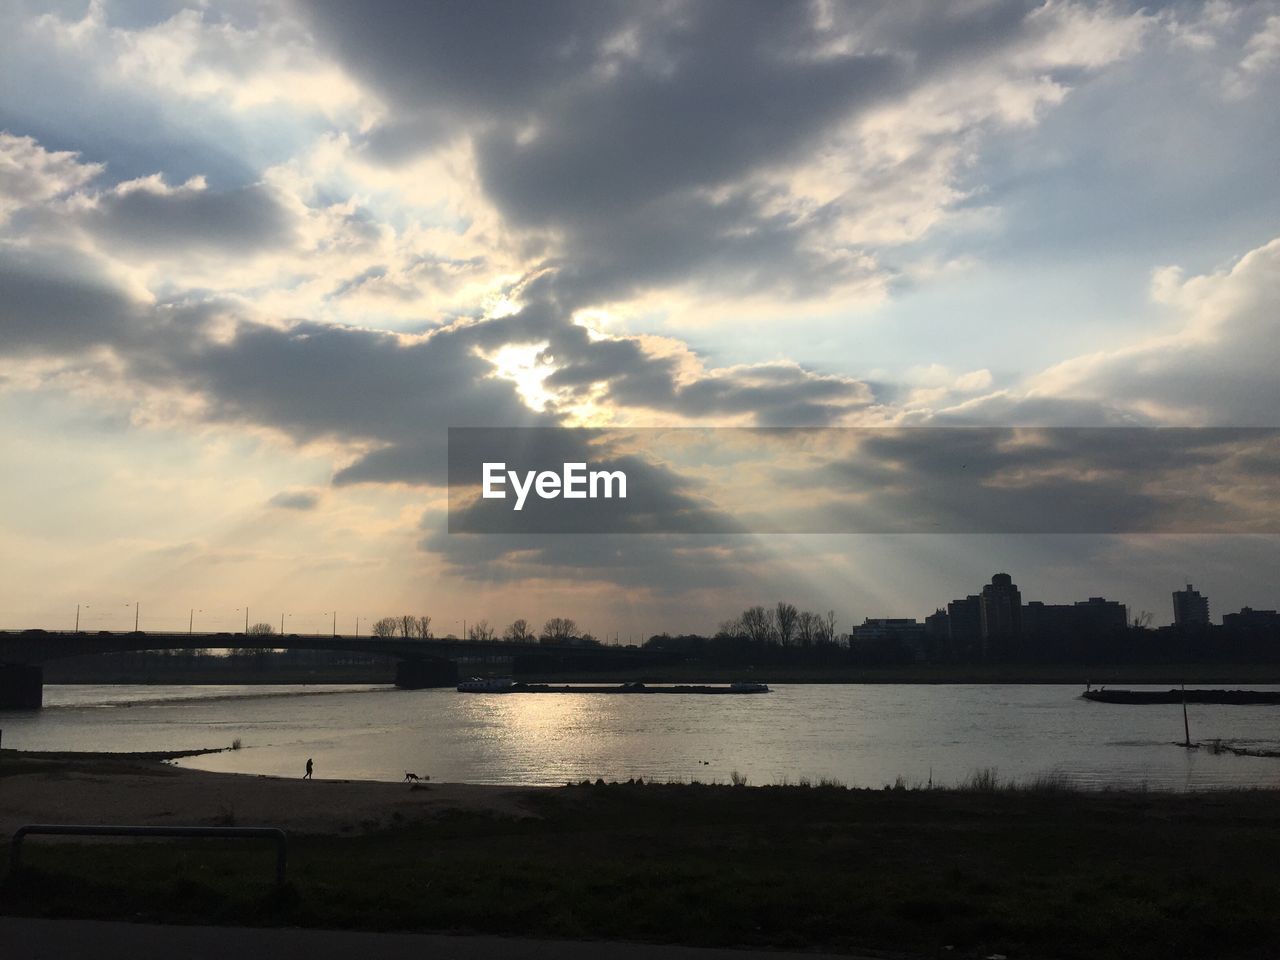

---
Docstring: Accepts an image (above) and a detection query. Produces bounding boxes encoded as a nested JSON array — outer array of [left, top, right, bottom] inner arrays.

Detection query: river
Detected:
[[3, 683, 1279, 789]]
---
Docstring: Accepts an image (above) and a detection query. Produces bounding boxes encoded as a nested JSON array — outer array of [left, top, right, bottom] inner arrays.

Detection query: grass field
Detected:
[[4, 777, 1279, 959]]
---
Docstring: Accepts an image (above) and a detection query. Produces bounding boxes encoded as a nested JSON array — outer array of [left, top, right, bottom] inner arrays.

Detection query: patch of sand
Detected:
[[0, 755, 548, 836]]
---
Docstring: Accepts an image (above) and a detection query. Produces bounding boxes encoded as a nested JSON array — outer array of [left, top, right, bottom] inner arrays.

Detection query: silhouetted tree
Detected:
[[504, 618, 534, 642], [415, 615, 432, 639], [372, 617, 399, 639], [467, 620, 495, 642], [541, 617, 578, 642], [796, 611, 818, 646], [715, 617, 745, 639], [820, 610, 838, 644], [775, 602, 798, 645], [246, 622, 274, 636], [740, 606, 775, 644]]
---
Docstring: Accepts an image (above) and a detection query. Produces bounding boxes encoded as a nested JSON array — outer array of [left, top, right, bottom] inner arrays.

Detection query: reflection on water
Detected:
[[4, 683, 1280, 789]]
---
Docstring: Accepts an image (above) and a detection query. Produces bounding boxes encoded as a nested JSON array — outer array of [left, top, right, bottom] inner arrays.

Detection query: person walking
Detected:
[[304, 757, 314, 780]]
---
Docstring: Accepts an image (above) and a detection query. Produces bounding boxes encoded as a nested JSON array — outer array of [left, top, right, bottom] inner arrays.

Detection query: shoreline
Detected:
[[4, 747, 1280, 837], [0, 749, 549, 837]]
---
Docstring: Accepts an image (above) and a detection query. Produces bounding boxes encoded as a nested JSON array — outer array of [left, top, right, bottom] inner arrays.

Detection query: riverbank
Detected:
[[3, 750, 1280, 958]]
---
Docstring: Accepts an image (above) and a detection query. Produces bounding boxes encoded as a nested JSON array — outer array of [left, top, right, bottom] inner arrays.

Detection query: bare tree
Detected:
[[740, 606, 776, 644], [796, 611, 818, 646], [818, 610, 838, 645], [775, 602, 798, 645], [372, 616, 399, 639], [467, 620, 495, 642], [246, 622, 275, 636], [397, 615, 417, 638], [504, 618, 533, 642], [541, 617, 578, 642], [416, 615, 433, 639], [715, 616, 744, 639]]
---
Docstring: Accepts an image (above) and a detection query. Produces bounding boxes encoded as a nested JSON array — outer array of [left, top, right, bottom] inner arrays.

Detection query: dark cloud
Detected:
[[767, 427, 1280, 533], [299, 0, 627, 121], [0, 240, 875, 499], [0, 246, 143, 354], [82, 181, 294, 256], [420, 524, 776, 592], [268, 489, 320, 510], [298, 0, 1094, 307]]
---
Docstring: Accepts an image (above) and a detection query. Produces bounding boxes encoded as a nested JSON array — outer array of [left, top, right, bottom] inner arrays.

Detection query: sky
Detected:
[[2, 0, 1279, 637]]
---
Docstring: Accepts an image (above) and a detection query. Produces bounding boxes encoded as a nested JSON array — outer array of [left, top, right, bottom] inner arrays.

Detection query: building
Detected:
[[1172, 584, 1210, 629], [924, 608, 950, 659], [1071, 597, 1128, 633], [851, 618, 927, 660], [1222, 607, 1280, 632], [946, 595, 982, 660], [1023, 597, 1128, 657], [980, 573, 1022, 658]]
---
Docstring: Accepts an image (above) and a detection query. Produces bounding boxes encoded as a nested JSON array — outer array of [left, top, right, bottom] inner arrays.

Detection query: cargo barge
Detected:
[[457, 678, 769, 694], [1081, 688, 1280, 705]]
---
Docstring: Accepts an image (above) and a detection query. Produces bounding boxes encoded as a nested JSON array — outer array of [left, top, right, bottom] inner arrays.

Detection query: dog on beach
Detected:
[[404, 771, 429, 782]]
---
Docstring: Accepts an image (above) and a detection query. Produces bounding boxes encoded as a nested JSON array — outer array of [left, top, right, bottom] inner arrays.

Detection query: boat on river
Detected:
[[1081, 688, 1280, 705], [456, 677, 516, 692], [455, 679, 770, 695]]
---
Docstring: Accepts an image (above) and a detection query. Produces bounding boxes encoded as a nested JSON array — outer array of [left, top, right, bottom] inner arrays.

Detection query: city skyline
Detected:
[[13, 568, 1269, 641]]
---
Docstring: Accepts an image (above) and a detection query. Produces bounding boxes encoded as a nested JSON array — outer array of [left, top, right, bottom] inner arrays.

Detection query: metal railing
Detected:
[[10, 824, 288, 886]]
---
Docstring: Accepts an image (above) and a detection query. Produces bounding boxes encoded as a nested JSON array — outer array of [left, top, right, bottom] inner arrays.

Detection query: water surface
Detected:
[[4, 683, 1279, 789]]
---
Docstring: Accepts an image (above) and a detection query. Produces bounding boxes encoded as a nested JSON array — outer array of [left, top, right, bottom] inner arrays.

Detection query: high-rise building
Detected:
[[946, 595, 982, 659], [980, 572, 1022, 657], [1172, 584, 1210, 628], [925, 608, 951, 660]]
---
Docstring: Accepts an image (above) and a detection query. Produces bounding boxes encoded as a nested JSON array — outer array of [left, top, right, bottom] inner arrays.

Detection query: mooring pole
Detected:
[[1182, 682, 1191, 747]]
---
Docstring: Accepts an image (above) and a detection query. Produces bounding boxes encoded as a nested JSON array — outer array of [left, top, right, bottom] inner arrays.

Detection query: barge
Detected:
[[456, 678, 770, 695], [1081, 688, 1280, 705]]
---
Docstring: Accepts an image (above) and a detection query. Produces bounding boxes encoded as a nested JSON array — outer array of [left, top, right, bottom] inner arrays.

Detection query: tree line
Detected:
[[715, 603, 841, 646], [368, 615, 597, 645]]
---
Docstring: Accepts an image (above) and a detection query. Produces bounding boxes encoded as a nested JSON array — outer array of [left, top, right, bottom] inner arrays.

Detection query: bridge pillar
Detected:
[[394, 658, 458, 690], [0, 664, 43, 710]]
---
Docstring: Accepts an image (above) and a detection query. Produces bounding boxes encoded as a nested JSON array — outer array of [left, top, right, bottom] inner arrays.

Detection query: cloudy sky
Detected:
[[2, 0, 1279, 636]]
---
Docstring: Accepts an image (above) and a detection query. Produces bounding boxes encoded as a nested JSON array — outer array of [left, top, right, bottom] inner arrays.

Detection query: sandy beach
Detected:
[[0, 750, 546, 836]]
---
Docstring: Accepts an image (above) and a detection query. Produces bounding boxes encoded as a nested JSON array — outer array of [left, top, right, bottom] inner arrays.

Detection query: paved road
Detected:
[[0, 917, 883, 959]]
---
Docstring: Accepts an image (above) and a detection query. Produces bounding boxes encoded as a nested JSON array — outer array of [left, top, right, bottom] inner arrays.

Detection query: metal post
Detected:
[[1182, 682, 1191, 747]]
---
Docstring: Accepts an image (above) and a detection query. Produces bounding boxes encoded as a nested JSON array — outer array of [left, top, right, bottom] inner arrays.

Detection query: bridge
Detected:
[[0, 630, 622, 709]]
